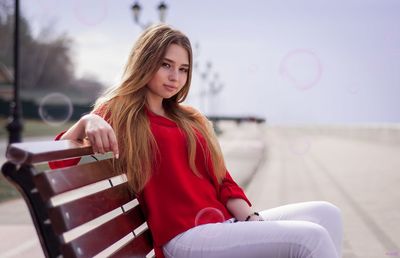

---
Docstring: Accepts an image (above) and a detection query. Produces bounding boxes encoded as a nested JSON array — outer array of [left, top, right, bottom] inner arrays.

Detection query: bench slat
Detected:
[[6, 140, 92, 165], [109, 230, 153, 258], [61, 206, 146, 258], [34, 159, 116, 200], [48, 182, 134, 234]]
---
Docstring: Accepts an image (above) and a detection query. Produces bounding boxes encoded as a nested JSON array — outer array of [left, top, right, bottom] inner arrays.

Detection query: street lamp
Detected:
[[130, 1, 168, 29], [131, 2, 141, 24], [157, 2, 167, 22], [209, 73, 224, 116], [6, 0, 23, 145], [199, 61, 212, 112]]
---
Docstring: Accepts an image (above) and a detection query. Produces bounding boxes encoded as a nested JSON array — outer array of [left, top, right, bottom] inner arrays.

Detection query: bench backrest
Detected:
[[2, 140, 154, 258]]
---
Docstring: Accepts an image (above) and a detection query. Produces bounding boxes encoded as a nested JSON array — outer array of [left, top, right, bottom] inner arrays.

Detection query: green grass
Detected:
[[0, 174, 20, 203], [0, 117, 76, 138]]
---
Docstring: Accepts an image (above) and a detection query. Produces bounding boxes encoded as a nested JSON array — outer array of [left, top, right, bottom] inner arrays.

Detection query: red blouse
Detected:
[[49, 107, 252, 258]]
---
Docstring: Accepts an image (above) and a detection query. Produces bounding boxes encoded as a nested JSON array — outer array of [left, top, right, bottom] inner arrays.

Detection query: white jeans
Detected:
[[163, 201, 343, 258]]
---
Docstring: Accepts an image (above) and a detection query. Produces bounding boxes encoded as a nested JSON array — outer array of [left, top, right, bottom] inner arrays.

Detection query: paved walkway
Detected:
[[246, 126, 400, 258], [1, 124, 400, 258]]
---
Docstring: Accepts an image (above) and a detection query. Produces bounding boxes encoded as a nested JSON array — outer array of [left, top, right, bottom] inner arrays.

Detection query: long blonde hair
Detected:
[[93, 24, 226, 193]]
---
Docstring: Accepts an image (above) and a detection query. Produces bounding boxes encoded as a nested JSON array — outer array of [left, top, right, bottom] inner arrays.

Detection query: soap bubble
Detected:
[[194, 207, 225, 238], [195, 207, 225, 226], [279, 49, 323, 90], [38, 92, 73, 126], [73, 0, 108, 26]]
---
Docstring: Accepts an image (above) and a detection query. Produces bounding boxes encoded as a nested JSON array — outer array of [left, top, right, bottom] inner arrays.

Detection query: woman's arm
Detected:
[[49, 113, 118, 169], [226, 198, 264, 221], [61, 113, 119, 157], [59, 114, 90, 141]]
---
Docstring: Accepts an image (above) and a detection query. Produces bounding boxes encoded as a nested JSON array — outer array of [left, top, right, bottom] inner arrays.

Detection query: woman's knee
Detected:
[[319, 201, 341, 215], [303, 221, 331, 240], [309, 201, 342, 223], [300, 222, 338, 257]]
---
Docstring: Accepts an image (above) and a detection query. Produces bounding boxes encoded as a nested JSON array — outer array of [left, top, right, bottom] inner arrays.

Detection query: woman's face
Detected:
[[146, 43, 189, 101]]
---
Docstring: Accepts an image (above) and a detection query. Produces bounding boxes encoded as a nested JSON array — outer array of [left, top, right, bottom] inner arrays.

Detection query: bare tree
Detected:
[[0, 0, 12, 22], [0, 5, 105, 101]]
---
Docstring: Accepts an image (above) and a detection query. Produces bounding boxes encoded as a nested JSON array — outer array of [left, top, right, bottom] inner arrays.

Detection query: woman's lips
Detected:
[[164, 84, 178, 91]]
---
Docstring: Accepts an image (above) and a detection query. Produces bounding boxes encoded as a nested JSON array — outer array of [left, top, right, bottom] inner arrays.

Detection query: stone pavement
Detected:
[[1, 123, 400, 258], [246, 125, 400, 258]]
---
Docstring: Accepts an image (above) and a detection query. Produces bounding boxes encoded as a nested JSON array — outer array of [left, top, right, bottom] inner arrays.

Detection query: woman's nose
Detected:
[[168, 69, 179, 81]]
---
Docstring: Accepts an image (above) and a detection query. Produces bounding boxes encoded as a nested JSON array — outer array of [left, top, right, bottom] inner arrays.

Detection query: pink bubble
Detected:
[[194, 207, 225, 239], [194, 207, 225, 226], [38, 92, 73, 127], [279, 49, 323, 90], [6, 146, 28, 165], [72, 0, 108, 26]]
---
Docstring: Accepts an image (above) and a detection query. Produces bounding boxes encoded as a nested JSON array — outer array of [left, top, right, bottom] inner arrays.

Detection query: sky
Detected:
[[21, 0, 400, 125]]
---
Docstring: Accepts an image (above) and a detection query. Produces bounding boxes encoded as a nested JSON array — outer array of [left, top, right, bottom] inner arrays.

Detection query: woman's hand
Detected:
[[82, 114, 119, 158]]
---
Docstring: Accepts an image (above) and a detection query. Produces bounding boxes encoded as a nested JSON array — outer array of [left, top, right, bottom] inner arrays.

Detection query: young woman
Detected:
[[50, 24, 343, 258]]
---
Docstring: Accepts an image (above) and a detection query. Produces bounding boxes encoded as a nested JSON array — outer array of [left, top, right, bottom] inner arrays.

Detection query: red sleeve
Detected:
[[218, 170, 252, 207], [197, 128, 252, 208], [92, 103, 110, 122], [48, 131, 82, 169]]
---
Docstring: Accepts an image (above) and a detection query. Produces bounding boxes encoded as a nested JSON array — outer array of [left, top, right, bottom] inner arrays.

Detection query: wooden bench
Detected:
[[1, 140, 154, 258]]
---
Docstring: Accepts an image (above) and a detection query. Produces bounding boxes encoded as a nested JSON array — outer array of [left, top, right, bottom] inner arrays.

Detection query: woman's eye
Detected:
[[162, 63, 171, 68], [180, 68, 188, 73]]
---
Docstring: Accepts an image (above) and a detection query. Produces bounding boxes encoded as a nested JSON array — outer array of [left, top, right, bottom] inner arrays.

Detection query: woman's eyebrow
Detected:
[[164, 58, 189, 67]]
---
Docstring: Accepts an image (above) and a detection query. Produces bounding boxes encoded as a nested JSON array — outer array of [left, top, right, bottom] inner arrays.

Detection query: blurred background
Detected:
[[0, 0, 399, 257]]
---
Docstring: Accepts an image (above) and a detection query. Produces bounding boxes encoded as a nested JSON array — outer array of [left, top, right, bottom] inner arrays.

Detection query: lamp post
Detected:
[[209, 74, 224, 116], [196, 62, 224, 115], [199, 61, 212, 112], [131, 1, 168, 30], [193, 42, 225, 115], [6, 0, 23, 145]]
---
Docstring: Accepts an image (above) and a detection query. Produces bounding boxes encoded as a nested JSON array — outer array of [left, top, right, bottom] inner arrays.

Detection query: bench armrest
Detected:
[[6, 140, 93, 165]]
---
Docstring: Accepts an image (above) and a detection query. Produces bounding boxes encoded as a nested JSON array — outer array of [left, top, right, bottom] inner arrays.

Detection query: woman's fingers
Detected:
[[84, 114, 118, 156], [101, 126, 119, 156], [87, 134, 98, 154], [86, 128, 105, 154], [87, 128, 117, 155], [100, 129, 110, 154], [108, 131, 119, 159], [95, 130, 108, 154]]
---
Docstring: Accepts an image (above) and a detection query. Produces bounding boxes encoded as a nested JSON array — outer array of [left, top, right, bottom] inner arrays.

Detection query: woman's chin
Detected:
[[163, 92, 177, 99]]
